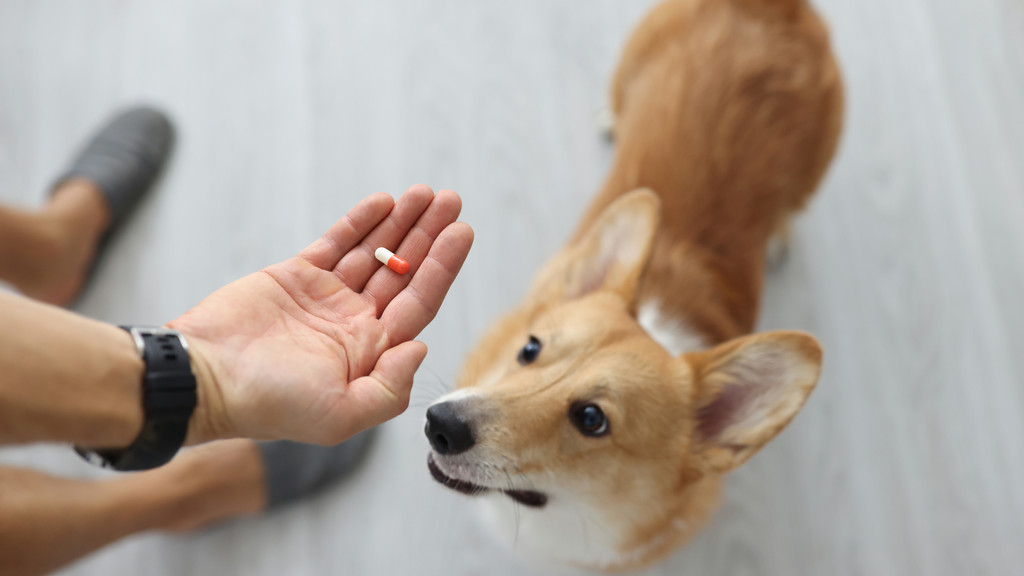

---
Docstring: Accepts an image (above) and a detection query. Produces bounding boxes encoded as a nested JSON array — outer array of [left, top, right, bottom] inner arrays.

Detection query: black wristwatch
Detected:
[[75, 327, 197, 471]]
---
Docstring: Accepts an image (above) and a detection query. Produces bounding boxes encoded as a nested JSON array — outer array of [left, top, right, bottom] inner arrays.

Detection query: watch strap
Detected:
[[76, 327, 197, 471]]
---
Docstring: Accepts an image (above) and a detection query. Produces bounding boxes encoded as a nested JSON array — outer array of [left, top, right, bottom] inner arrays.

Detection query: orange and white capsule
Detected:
[[375, 247, 410, 274]]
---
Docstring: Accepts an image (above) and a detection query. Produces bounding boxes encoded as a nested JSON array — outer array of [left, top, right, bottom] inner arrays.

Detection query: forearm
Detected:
[[0, 466, 160, 576], [0, 291, 144, 447], [0, 441, 265, 576]]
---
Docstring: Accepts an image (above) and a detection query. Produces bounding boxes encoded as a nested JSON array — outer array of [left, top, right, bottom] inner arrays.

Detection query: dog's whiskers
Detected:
[[503, 468, 521, 547], [409, 365, 454, 411]]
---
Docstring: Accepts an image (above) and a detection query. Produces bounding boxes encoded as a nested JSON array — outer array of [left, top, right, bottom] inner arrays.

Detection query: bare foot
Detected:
[[11, 179, 111, 306]]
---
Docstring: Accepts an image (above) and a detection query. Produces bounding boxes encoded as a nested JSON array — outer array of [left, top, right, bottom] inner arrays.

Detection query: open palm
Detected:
[[168, 185, 473, 445]]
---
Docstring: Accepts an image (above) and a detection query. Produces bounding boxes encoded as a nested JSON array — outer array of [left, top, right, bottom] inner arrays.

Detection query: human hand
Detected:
[[167, 185, 473, 445]]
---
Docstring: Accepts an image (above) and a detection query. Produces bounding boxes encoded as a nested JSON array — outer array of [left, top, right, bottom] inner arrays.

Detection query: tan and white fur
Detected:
[[425, 0, 843, 570]]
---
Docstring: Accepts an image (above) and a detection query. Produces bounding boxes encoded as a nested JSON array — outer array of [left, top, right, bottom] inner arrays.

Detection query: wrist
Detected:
[[77, 326, 201, 470], [127, 439, 266, 532], [175, 335, 233, 445], [106, 327, 147, 445]]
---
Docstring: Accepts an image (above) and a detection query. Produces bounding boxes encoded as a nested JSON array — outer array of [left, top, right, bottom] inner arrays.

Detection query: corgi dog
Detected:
[[425, 0, 843, 570]]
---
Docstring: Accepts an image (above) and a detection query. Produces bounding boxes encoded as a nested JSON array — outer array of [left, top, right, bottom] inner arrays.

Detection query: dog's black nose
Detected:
[[425, 402, 475, 455]]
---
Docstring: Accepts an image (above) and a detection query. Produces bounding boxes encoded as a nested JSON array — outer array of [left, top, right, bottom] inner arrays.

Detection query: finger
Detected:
[[342, 341, 428, 433], [334, 184, 435, 292], [298, 192, 395, 270], [381, 221, 474, 344], [362, 189, 463, 315]]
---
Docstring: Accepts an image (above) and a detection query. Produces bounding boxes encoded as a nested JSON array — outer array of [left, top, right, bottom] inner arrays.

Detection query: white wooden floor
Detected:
[[2, 0, 1023, 574]]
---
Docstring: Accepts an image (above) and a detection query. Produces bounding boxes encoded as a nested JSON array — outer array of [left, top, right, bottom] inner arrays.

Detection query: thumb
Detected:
[[345, 341, 428, 433]]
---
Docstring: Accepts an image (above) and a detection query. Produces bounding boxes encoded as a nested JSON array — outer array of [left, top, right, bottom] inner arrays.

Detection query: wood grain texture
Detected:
[[1, 0, 1021, 574]]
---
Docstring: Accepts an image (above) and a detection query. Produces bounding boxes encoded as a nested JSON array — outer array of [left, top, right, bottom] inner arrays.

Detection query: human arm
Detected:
[[0, 184, 472, 449], [0, 291, 144, 447], [0, 440, 264, 576]]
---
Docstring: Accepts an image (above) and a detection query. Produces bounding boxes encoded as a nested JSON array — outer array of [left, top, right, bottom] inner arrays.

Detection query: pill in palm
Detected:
[[375, 247, 410, 274]]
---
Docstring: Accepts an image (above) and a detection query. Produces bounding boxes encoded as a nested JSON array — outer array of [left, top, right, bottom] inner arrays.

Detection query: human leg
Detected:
[[0, 106, 173, 306], [0, 179, 110, 305]]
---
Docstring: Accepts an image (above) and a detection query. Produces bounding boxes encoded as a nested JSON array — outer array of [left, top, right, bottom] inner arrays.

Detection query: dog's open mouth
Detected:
[[428, 453, 548, 508]]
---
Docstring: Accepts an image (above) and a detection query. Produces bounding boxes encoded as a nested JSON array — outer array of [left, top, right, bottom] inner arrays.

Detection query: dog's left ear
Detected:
[[685, 331, 822, 474], [529, 188, 661, 305]]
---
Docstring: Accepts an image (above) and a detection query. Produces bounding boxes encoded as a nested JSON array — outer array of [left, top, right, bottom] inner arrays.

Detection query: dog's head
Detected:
[[426, 190, 822, 570]]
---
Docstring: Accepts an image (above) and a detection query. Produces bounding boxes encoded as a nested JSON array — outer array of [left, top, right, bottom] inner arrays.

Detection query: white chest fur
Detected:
[[636, 300, 707, 356], [476, 490, 629, 572]]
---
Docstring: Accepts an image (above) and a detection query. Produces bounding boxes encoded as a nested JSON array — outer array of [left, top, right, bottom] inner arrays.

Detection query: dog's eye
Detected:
[[517, 335, 542, 365], [571, 404, 609, 437]]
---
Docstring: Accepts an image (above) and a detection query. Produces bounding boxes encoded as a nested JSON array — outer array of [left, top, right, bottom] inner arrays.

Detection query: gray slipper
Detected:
[[259, 428, 378, 510], [54, 106, 174, 233], [50, 106, 173, 303]]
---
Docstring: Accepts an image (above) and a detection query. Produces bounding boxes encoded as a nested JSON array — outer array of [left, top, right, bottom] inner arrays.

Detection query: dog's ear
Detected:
[[528, 188, 661, 305], [685, 331, 822, 474]]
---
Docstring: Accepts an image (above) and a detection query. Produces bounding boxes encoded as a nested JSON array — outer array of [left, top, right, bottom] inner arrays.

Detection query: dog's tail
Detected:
[[735, 0, 807, 20]]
